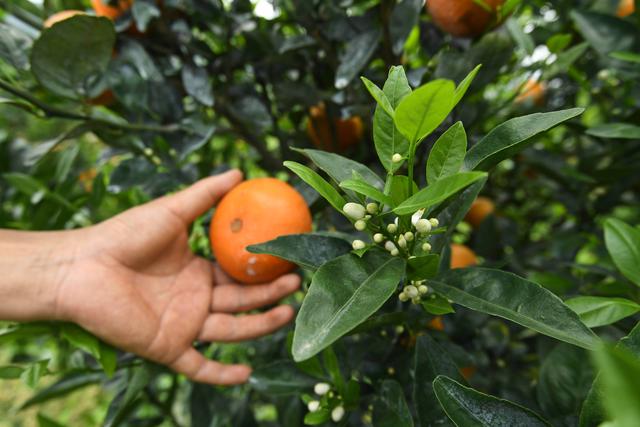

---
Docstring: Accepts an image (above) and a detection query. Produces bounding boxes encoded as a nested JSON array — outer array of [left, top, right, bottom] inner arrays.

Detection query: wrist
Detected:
[[0, 228, 86, 322]]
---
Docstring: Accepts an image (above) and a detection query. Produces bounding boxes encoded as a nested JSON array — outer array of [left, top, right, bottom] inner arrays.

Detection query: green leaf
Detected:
[[394, 79, 456, 144], [250, 361, 317, 396], [361, 77, 394, 117], [394, 172, 487, 216], [373, 380, 414, 427], [374, 66, 412, 172], [22, 371, 104, 409], [292, 250, 406, 361], [452, 65, 482, 106], [429, 268, 599, 350], [99, 343, 117, 378], [104, 364, 152, 427], [335, 29, 381, 89], [61, 324, 101, 361], [464, 108, 584, 171], [407, 254, 440, 281], [304, 408, 330, 425], [248, 234, 352, 271], [37, 414, 65, 427], [0, 365, 24, 379], [604, 218, 640, 286], [542, 42, 589, 80], [565, 296, 640, 328], [413, 335, 464, 426], [21, 360, 50, 389], [610, 51, 640, 63], [587, 123, 640, 140], [182, 64, 214, 107], [389, 0, 422, 55], [340, 179, 395, 207], [433, 376, 552, 427], [284, 161, 347, 212], [323, 347, 345, 395], [580, 322, 640, 427], [0, 23, 32, 70], [571, 10, 639, 56], [386, 175, 419, 207], [426, 122, 467, 184], [295, 148, 385, 190], [593, 345, 640, 427], [422, 295, 456, 315], [31, 15, 115, 98]]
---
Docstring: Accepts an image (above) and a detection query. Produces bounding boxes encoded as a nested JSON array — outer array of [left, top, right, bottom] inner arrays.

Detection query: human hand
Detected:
[[52, 170, 300, 385]]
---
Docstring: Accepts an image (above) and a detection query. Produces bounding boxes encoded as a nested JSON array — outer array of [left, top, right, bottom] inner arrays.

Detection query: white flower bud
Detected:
[[412, 297, 421, 305], [415, 219, 432, 234], [373, 233, 384, 243], [352, 240, 366, 250], [397, 235, 407, 248], [331, 406, 345, 422], [366, 203, 378, 214], [418, 285, 428, 295], [411, 209, 425, 226], [387, 223, 398, 233], [314, 382, 331, 395], [429, 218, 439, 227], [343, 203, 366, 220], [384, 241, 397, 252], [404, 285, 419, 298], [404, 232, 414, 241], [422, 243, 432, 252], [390, 249, 399, 256], [308, 400, 320, 412], [354, 220, 367, 231], [392, 153, 403, 163], [399, 292, 409, 302]]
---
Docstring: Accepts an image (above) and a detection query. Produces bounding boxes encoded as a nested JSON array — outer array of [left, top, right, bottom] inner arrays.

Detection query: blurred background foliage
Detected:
[[0, 0, 639, 426]]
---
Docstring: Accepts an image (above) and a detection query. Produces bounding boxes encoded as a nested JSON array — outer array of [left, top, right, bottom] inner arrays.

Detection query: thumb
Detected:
[[160, 169, 243, 223]]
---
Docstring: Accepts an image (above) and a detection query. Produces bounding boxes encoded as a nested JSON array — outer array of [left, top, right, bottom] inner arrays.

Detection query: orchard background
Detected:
[[1, 0, 640, 426]]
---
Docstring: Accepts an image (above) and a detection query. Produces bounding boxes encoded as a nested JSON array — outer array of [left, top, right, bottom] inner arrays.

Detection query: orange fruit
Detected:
[[91, 0, 133, 20], [210, 178, 312, 284], [426, 0, 505, 38], [515, 80, 546, 106], [617, 0, 635, 17], [464, 196, 495, 228], [43, 10, 85, 28], [87, 89, 115, 106], [427, 316, 445, 331], [306, 103, 363, 152], [450, 244, 477, 269], [460, 366, 477, 380]]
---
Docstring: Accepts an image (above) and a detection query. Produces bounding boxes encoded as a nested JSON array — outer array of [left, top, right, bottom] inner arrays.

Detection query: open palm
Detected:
[[56, 170, 299, 385]]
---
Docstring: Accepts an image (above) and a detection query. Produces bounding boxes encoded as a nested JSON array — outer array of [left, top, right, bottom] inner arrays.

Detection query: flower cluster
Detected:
[[305, 382, 345, 423]]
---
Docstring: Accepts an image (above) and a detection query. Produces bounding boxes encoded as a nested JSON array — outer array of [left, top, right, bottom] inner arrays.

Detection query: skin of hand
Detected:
[[0, 170, 300, 385]]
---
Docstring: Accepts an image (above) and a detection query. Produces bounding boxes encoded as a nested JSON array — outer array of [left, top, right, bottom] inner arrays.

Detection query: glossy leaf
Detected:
[[429, 268, 599, 350], [21, 371, 104, 409], [426, 122, 467, 184], [374, 66, 412, 172], [248, 233, 352, 271], [587, 123, 640, 139], [335, 29, 381, 89], [452, 65, 482, 106], [0, 23, 32, 70], [571, 10, 638, 56], [361, 77, 394, 117], [295, 148, 385, 190], [104, 364, 152, 427], [292, 250, 406, 361], [394, 172, 487, 216], [394, 79, 456, 144], [249, 360, 317, 396], [373, 380, 414, 427], [464, 108, 584, 171], [0, 365, 24, 379], [565, 296, 640, 328], [413, 335, 463, 426], [604, 218, 640, 286], [386, 175, 419, 207], [407, 254, 440, 281], [422, 295, 456, 315], [433, 376, 551, 427], [31, 15, 115, 98], [340, 179, 395, 207], [389, 0, 422, 54], [284, 161, 346, 212], [182, 64, 214, 107]]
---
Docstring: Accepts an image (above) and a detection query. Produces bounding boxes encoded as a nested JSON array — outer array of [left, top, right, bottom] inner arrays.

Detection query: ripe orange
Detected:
[[460, 366, 476, 380], [306, 103, 363, 152], [426, 0, 505, 38], [210, 178, 312, 284], [617, 0, 635, 17], [91, 0, 133, 20], [515, 80, 546, 106], [464, 196, 495, 228], [43, 10, 85, 28], [427, 316, 445, 331], [450, 244, 477, 269]]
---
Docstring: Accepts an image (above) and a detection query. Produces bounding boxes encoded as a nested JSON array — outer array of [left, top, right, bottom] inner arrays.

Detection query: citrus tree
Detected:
[[1, 0, 640, 426]]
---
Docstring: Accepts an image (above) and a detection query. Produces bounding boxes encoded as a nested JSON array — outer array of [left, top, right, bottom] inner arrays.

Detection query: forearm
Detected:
[[0, 229, 81, 322]]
